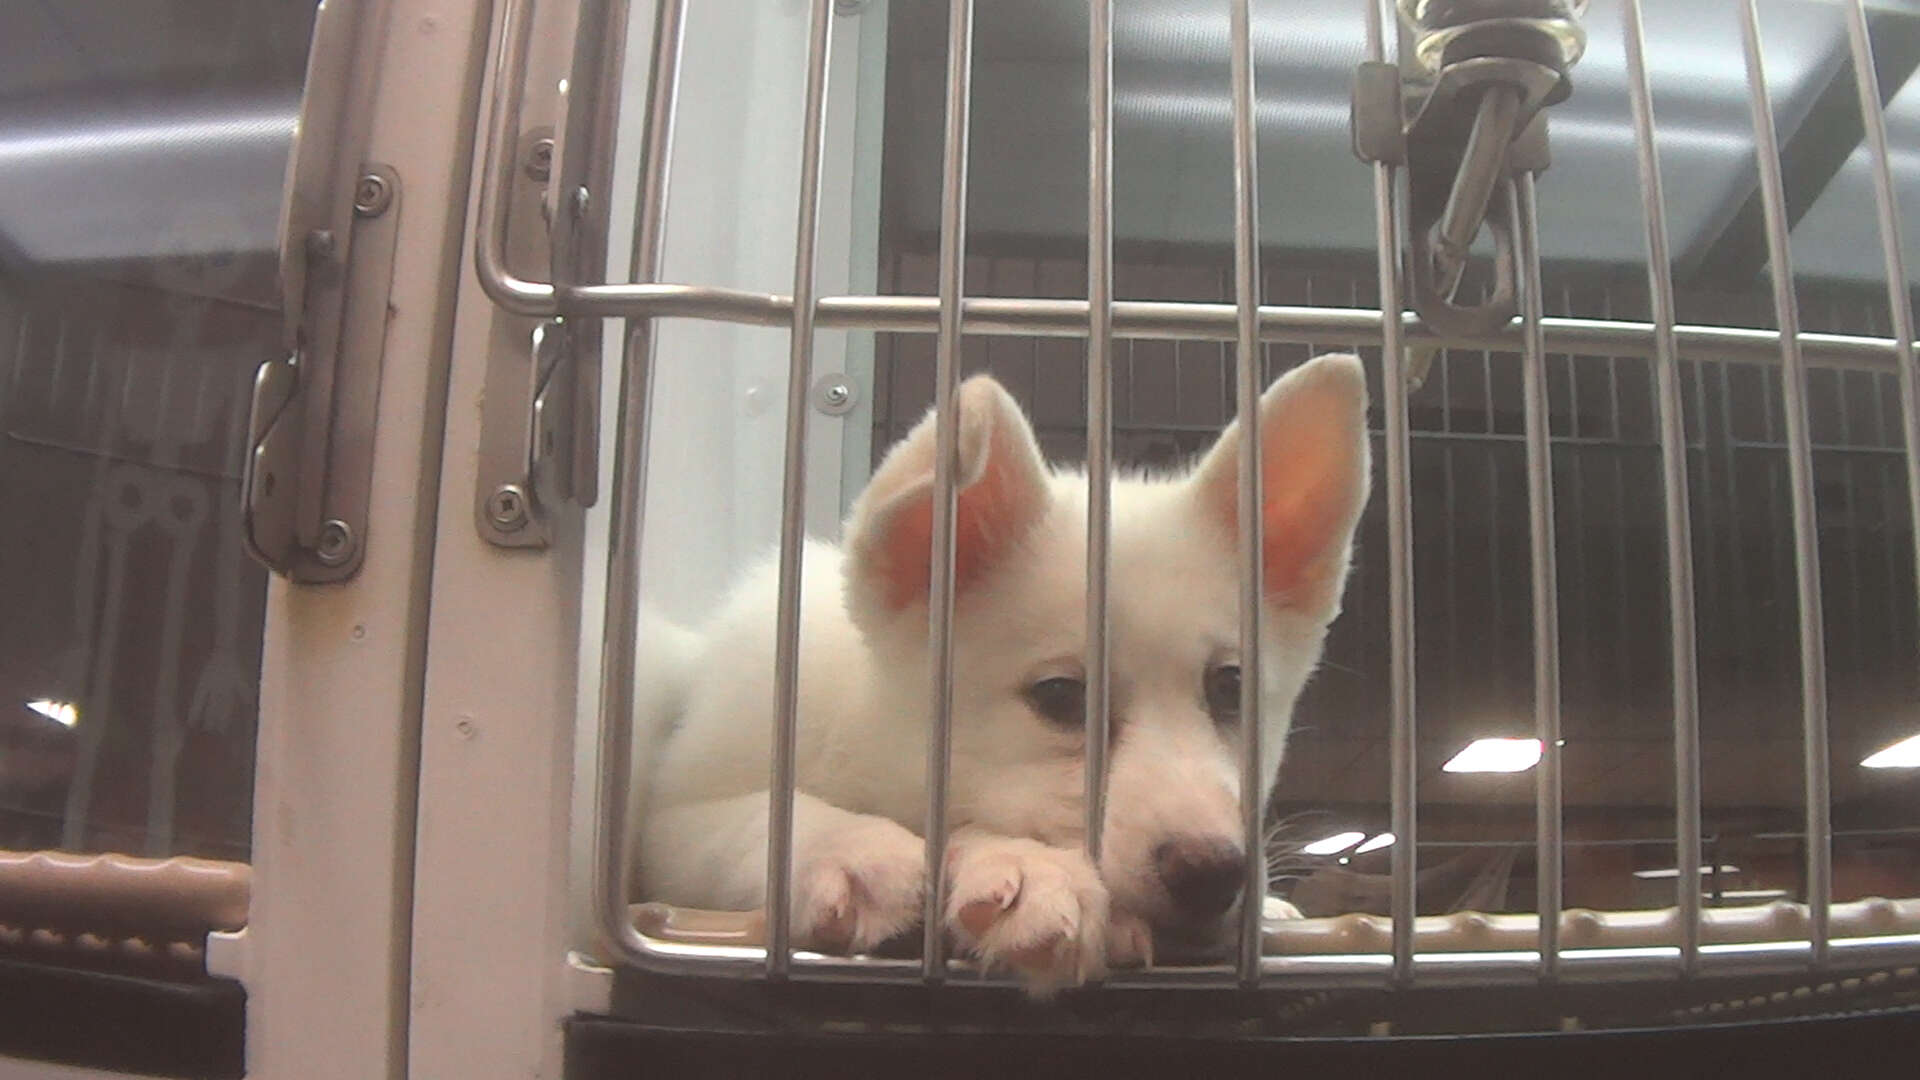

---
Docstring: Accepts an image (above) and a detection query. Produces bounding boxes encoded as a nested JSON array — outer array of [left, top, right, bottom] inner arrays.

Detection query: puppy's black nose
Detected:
[[1154, 837, 1246, 922]]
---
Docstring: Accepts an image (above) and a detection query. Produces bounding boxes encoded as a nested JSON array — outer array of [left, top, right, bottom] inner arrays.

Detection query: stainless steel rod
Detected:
[[546, 285, 1903, 371], [1228, 0, 1267, 990], [1513, 174, 1563, 981], [600, 917, 1920, 984], [766, 0, 836, 980], [921, 0, 974, 984], [1368, 0, 1419, 990], [474, 0, 559, 316], [1084, 0, 1115, 869], [1623, 0, 1704, 977], [1435, 84, 1523, 294], [1737, 0, 1831, 967], [1844, 0, 1920, 698], [595, 0, 689, 966]]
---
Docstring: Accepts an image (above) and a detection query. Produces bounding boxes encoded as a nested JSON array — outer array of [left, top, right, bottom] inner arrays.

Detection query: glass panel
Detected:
[[0, 0, 316, 861]]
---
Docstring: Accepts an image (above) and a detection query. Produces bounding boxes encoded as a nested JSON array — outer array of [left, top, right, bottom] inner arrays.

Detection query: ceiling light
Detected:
[[1354, 832, 1395, 854], [1302, 830, 1366, 856], [1634, 865, 1740, 880], [1862, 733, 1920, 768], [26, 699, 78, 728], [1441, 738, 1542, 773]]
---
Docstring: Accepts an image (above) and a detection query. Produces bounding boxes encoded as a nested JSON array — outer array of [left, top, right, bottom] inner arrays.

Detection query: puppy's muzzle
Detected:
[[1154, 836, 1245, 924]]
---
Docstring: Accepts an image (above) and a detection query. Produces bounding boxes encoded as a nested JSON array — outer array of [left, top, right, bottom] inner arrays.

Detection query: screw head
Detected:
[[569, 185, 591, 220], [526, 138, 554, 181], [353, 173, 392, 217], [811, 373, 858, 416], [315, 519, 356, 566], [488, 484, 530, 531]]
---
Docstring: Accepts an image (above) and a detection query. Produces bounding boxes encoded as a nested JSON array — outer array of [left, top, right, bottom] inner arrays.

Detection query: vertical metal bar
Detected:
[[1621, 7, 1703, 969], [1621, 0, 1708, 965], [596, 0, 686, 955], [766, 0, 836, 980], [921, 0, 974, 984], [1737, 0, 1831, 967], [1367, 0, 1419, 988], [1845, 0, 1920, 670], [1511, 175, 1562, 979], [1228, 0, 1266, 988], [1085, 0, 1115, 866]]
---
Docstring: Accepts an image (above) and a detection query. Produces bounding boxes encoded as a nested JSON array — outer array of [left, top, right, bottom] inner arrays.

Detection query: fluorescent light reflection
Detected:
[[1442, 738, 1542, 773]]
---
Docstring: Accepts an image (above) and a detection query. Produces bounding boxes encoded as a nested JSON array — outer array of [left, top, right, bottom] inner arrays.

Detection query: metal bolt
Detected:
[[569, 185, 591, 220], [353, 173, 392, 217], [526, 138, 554, 181], [315, 519, 356, 566], [812, 373, 859, 416], [488, 484, 530, 531]]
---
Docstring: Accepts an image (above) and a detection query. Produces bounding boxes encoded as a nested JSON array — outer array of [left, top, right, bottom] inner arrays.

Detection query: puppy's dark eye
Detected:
[[1026, 676, 1087, 728], [1204, 664, 1242, 724]]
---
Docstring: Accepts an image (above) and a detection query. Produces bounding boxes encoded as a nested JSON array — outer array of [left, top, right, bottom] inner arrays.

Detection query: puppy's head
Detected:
[[843, 353, 1370, 951]]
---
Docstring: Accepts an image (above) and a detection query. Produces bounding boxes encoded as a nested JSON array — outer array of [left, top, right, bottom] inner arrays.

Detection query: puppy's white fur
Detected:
[[633, 352, 1371, 995]]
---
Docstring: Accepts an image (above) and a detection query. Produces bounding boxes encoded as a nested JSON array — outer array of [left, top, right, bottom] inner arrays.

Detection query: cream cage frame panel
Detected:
[[215, 0, 491, 1075]]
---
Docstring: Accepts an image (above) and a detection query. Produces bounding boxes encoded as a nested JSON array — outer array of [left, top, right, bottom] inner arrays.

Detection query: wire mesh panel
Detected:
[[467, 0, 1920, 1037]]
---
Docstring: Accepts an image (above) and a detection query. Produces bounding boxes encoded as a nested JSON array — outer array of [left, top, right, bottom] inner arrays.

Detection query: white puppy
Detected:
[[633, 351, 1371, 995]]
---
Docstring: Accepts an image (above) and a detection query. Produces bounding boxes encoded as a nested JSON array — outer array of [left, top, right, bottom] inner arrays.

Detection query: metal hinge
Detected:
[[242, 0, 401, 581]]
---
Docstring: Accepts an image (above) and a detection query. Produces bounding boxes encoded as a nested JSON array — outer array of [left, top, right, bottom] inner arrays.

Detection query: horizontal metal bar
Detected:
[[619, 898, 1920, 988], [550, 284, 1901, 370]]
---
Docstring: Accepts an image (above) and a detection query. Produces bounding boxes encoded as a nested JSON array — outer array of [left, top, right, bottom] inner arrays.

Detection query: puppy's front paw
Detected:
[[945, 837, 1109, 996], [793, 817, 926, 954]]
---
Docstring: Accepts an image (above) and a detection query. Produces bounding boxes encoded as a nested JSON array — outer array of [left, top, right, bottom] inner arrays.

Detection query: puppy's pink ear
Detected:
[[1191, 352, 1372, 620], [845, 375, 1051, 630]]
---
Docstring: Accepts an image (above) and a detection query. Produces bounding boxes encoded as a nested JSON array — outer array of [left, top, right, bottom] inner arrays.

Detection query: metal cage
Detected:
[[461, 0, 1920, 1031]]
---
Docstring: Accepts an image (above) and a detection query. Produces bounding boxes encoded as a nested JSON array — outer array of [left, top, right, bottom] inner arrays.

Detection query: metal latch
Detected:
[[474, 0, 624, 548], [478, 314, 593, 542], [241, 0, 401, 582], [1353, 0, 1588, 385]]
